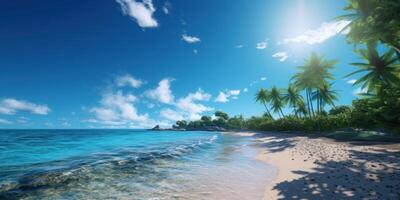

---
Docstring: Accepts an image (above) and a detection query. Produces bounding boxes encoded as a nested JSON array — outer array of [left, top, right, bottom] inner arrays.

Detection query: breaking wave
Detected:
[[0, 135, 218, 199]]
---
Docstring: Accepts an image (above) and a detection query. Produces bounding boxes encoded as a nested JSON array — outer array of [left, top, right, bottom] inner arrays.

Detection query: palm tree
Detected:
[[269, 86, 285, 117], [283, 85, 304, 117], [292, 52, 337, 117], [319, 83, 339, 108], [338, 0, 400, 54], [255, 89, 273, 118], [346, 42, 400, 94], [312, 83, 339, 114], [292, 68, 313, 117], [295, 101, 308, 118]]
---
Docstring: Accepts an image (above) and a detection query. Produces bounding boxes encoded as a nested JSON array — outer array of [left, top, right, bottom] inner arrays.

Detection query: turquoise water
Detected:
[[0, 130, 275, 199]]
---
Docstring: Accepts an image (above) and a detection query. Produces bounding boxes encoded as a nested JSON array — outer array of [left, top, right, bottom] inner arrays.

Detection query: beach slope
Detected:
[[254, 132, 400, 199]]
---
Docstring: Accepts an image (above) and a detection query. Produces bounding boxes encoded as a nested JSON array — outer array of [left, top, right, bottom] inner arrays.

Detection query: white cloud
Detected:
[[347, 79, 357, 85], [89, 90, 150, 127], [235, 44, 243, 48], [256, 42, 267, 50], [214, 89, 241, 103], [129, 119, 172, 129], [0, 98, 50, 115], [193, 49, 198, 54], [272, 52, 289, 62], [0, 107, 12, 115], [215, 92, 229, 103], [116, 74, 143, 88], [145, 78, 175, 104], [162, 1, 171, 14], [157, 89, 213, 122], [243, 88, 248, 92], [283, 20, 351, 45], [17, 117, 28, 124], [229, 90, 240, 96], [90, 107, 119, 121], [256, 41, 267, 50], [162, 6, 169, 14], [249, 80, 258, 87], [176, 89, 213, 120], [260, 77, 267, 81], [116, 0, 158, 28], [146, 102, 155, 108], [182, 34, 201, 44], [0, 118, 12, 124], [62, 122, 71, 127], [160, 108, 184, 121]]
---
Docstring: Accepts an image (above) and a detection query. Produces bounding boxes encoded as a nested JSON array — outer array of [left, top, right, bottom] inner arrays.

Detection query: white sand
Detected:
[[221, 131, 257, 137], [253, 132, 400, 199]]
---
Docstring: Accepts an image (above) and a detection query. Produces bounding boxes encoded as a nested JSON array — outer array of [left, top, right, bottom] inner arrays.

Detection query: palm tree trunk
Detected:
[[263, 103, 273, 119], [318, 92, 323, 115], [305, 90, 312, 118], [308, 89, 316, 118], [319, 97, 322, 115], [319, 97, 323, 114], [316, 91, 320, 115], [293, 105, 298, 117], [279, 108, 285, 118]]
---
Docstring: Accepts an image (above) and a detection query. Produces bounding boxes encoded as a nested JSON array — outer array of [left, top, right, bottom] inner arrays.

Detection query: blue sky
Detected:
[[0, 0, 367, 128]]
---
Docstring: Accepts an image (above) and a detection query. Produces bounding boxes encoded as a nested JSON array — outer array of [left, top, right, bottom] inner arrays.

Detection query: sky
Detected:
[[0, 0, 367, 129]]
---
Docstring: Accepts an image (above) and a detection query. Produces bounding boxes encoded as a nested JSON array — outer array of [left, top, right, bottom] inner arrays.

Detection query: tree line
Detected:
[[174, 0, 400, 133]]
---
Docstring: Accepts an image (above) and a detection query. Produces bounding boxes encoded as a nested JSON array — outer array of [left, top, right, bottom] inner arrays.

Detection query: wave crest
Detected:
[[0, 135, 218, 198]]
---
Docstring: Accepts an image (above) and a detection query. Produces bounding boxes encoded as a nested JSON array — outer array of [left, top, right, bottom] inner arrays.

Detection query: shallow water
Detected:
[[0, 130, 275, 199]]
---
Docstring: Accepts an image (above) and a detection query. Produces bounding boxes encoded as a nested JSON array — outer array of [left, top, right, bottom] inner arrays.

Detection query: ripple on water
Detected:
[[0, 131, 276, 200]]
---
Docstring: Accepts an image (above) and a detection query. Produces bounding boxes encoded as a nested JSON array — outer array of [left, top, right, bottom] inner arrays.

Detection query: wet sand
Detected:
[[252, 132, 400, 199]]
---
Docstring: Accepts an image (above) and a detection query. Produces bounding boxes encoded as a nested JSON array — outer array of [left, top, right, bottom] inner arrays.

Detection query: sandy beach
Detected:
[[252, 132, 400, 200]]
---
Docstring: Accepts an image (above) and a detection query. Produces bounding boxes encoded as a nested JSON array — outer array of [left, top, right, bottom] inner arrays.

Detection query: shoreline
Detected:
[[249, 131, 400, 199]]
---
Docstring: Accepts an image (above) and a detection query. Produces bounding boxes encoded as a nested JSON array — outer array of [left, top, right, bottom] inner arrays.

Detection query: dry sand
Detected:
[[251, 132, 400, 200]]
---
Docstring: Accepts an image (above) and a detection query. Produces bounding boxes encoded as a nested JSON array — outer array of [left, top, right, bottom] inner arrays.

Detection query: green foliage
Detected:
[[270, 86, 286, 117], [201, 116, 212, 126], [215, 110, 229, 120], [175, 120, 187, 128], [283, 85, 304, 116], [377, 85, 400, 129], [339, 0, 400, 52], [295, 101, 308, 117], [246, 116, 272, 130], [174, 112, 247, 130], [174, 2, 400, 136], [325, 130, 400, 142], [255, 89, 273, 118], [212, 118, 227, 127], [252, 114, 352, 132], [347, 42, 400, 93], [351, 85, 400, 132], [291, 52, 338, 116], [329, 105, 352, 115], [226, 115, 246, 130], [350, 99, 378, 129]]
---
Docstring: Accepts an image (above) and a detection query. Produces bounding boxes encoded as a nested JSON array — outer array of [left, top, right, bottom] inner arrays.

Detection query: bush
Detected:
[[227, 115, 246, 130], [329, 105, 352, 115], [246, 116, 272, 130], [250, 114, 351, 132], [351, 99, 378, 129], [350, 85, 400, 133]]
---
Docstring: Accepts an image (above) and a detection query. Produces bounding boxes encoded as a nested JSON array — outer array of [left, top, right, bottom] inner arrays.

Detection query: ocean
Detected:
[[0, 130, 275, 200]]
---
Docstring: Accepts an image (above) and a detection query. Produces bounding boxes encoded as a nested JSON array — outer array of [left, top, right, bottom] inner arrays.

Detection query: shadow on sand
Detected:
[[254, 132, 400, 199], [252, 132, 298, 153]]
